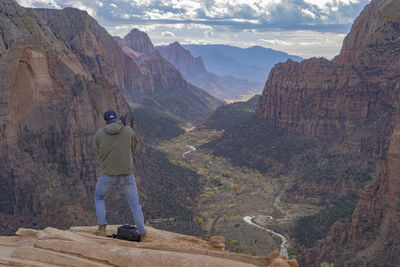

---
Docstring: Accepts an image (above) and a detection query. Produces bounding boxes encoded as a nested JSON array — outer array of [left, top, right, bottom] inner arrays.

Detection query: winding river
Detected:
[[181, 143, 288, 257], [182, 145, 196, 158], [243, 215, 288, 258]]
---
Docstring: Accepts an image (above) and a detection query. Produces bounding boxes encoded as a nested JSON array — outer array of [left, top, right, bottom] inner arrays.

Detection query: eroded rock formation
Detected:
[[0, 0, 134, 233], [117, 29, 223, 120], [255, 0, 400, 265], [0, 0, 204, 236]]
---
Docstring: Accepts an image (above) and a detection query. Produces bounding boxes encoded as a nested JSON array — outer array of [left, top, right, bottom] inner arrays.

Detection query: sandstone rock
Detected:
[[0, 0, 138, 235], [267, 250, 280, 262], [257, 0, 400, 144], [210, 235, 225, 243], [11, 246, 109, 267], [267, 258, 289, 267], [69, 225, 268, 266], [0, 226, 269, 267], [35, 8, 144, 97], [16, 225, 98, 244], [35, 239, 251, 267], [16, 229, 47, 239], [210, 235, 225, 250], [120, 28, 155, 57], [287, 259, 299, 267], [278, 255, 287, 261], [42, 227, 96, 243], [211, 242, 226, 249], [254, 0, 400, 265]]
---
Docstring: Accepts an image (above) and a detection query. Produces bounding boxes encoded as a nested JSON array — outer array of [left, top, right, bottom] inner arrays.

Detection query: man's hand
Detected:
[[120, 116, 126, 126]]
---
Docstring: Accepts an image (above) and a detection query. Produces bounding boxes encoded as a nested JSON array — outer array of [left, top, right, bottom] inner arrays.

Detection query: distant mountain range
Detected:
[[182, 44, 303, 84], [157, 42, 262, 101], [156, 43, 302, 101], [114, 29, 222, 122]]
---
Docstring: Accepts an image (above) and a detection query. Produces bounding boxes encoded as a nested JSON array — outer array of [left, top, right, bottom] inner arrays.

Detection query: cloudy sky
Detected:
[[17, 0, 371, 58]]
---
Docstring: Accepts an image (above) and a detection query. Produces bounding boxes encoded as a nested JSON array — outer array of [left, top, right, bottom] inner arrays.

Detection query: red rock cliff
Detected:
[[255, 0, 400, 265], [0, 0, 135, 232], [158, 41, 206, 75], [257, 0, 400, 143], [0, 0, 204, 236], [35, 8, 146, 96]]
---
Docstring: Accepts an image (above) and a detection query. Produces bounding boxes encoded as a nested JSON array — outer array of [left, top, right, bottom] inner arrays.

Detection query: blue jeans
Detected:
[[95, 173, 146, 234]]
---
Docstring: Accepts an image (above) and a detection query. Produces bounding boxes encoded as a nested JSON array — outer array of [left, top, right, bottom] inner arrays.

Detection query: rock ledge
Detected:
[[0, 226, 268, 266]]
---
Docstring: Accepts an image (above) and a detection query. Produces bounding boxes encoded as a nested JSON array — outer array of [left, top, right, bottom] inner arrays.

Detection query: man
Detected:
[[92, 110, 146, 241]]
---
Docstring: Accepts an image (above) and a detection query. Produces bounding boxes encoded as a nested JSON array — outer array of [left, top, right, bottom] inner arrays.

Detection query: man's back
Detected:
[[93, 120, 137, 176]]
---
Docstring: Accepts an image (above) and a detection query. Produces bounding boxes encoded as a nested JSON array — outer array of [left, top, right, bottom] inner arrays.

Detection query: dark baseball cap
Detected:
[[104, 110, 118, 123]]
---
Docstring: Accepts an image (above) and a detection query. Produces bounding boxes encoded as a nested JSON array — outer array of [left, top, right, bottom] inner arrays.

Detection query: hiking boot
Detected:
[[93, 225, 107, 236], [139, 233, 147, 242]]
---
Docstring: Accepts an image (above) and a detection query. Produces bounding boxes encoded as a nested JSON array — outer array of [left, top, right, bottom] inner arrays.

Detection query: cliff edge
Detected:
[[0, 226, 267, 267]]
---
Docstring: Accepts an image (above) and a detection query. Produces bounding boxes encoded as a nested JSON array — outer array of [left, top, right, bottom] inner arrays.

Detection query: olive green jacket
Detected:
[[92, 121, 138, 176]]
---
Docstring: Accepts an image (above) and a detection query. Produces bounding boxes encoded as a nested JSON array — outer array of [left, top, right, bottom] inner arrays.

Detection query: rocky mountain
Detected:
[[118, 28, 155, 57], [203, 0, 400, 265], [114, 29, 155, 64], [158, 42, 262, 101], [26, 10, 221, 123], [0, 0, 134, 233], [158, 42, 206, 74], [299, 0, 400, 265], [0, 0, 205, 236], [35, 8, 145, 97], [182, 44, 303, 84], [115, 29, 223, 121]]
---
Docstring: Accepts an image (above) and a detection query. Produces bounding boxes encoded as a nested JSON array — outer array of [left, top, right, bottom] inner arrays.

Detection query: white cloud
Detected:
[[130, 0, 153, 7], [162, 31, 175, 38], [304, 0, 360, 9], [144, 10, 183, 20], [17, 0, 61, 9], [181, 38, 214, 45], [204, 30, 214, 37], [259, 39, 294, 45], [67, 1, 95, 16], [301, 9, 317, 19], [15, 0, 371, 58], [298, 41, 321, 45]]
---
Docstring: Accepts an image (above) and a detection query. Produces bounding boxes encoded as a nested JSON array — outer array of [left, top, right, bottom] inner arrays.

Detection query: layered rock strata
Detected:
[[255, 0, 400, 265], [0, 0, 204, 236], [0, 0, 135, 232], [257, 0, 400, 143]]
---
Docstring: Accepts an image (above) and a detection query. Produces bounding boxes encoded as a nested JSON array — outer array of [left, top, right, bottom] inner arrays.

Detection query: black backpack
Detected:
[[112, 224, 140, 242]]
